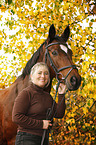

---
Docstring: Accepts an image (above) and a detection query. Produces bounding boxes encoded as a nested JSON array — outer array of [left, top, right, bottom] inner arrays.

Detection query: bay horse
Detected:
[[0, 24, 81, 145]]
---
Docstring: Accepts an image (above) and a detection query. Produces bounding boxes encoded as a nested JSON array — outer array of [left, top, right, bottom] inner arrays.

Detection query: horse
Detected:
[[0, 24, 81, 145]]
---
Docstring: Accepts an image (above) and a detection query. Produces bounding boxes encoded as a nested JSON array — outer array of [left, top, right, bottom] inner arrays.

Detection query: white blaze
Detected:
[[60, 45, 68, 53]]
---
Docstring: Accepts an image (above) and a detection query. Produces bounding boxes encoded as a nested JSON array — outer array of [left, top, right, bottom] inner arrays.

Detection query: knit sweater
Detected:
[[12, 83, 66, 137]]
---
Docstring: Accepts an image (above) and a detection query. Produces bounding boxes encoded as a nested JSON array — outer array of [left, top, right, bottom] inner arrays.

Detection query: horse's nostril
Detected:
[[70, 76, 77, 86]]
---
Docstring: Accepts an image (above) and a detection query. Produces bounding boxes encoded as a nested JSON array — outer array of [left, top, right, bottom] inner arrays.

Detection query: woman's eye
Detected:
[[38, 72, 41, 74], [52, 50, 58, 56], [44, 72, 48, 75]]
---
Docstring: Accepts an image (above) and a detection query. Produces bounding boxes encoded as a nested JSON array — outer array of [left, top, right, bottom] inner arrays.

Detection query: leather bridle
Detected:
[[45, 42, 77, 82], [41, 42, 77, 145]]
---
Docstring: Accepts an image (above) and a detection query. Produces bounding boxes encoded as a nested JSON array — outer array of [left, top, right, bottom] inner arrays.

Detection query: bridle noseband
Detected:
[[45, 42, 77, 82]]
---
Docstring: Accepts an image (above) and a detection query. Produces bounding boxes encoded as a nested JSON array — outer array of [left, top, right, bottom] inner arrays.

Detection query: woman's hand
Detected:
[[43, 120, 52, 129], [58, 83, 66, 94]]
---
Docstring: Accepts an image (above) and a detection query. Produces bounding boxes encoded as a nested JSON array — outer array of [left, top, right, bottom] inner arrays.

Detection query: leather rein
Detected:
[[41, 42, 77, 145]]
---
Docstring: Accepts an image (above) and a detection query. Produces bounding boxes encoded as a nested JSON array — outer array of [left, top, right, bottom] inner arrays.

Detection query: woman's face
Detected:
[[30, 66, 49, 88]]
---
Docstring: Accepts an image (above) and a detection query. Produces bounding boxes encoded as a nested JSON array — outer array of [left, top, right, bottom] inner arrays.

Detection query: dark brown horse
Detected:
[[0, 24, 81, 145]]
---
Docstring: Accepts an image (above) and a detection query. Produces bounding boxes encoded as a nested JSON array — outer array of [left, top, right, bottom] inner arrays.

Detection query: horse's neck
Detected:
[[14, 75, 30, 95], [14, 44, 55, 94]]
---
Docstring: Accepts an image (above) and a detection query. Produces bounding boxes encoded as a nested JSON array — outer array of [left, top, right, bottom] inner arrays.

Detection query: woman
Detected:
[[12, 62, 66, 145]]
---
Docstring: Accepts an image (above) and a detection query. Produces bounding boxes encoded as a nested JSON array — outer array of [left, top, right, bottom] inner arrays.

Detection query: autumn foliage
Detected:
[[0, 0, 96, 144]]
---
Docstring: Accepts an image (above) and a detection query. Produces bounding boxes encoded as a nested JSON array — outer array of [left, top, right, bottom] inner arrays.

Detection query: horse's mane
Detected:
[[20, 36, 61, 79], [22, 42, 45, 78]]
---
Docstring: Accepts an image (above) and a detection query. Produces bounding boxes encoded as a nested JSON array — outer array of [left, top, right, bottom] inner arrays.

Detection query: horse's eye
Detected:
[[52, 50, 58, 56]]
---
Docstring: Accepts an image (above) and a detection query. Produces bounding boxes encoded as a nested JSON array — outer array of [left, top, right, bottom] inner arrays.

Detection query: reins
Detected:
[[41, 81, 67, 145], [41, 42, 77, 145]]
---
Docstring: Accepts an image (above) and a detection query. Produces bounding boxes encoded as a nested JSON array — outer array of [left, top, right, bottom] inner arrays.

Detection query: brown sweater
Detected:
[[12, 83, 66, 137]]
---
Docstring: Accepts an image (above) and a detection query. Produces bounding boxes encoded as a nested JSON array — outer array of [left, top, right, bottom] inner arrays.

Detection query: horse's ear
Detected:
[[61, 25, 70, 42], [48, 24, 56, 41]]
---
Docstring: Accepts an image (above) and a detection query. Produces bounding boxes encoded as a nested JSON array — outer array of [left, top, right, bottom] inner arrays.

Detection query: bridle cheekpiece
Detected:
[[45, 42, 77, 82]]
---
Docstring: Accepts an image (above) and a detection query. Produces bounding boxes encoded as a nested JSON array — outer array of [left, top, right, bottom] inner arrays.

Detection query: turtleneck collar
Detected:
[[30, 83, 45, 92]]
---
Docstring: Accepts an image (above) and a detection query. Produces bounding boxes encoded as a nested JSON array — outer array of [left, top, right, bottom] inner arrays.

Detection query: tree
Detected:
[[0, 0, 96, 144]]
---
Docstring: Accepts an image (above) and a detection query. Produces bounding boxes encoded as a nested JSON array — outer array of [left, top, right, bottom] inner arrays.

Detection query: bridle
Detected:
[[45, 42, 77, 82], [41, 42, 77, 145], [44, 41, 78, 120]]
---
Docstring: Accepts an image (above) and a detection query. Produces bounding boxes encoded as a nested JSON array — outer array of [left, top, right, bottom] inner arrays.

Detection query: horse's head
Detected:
[[44, 24, 81, 91], [22, 24, 81, 91]]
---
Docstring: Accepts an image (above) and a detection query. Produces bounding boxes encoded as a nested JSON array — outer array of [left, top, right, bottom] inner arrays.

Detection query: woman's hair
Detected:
[[30, 62, 50, 87]]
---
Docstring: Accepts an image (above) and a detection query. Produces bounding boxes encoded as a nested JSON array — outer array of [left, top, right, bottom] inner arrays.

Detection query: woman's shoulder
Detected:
[[22, 83, 40, 96], [22, 83, 34, 92]]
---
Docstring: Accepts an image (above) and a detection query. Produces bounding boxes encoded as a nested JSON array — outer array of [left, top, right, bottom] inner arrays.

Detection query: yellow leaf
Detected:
[[93, 94, 96, 100], [83, 108, 88, 115]]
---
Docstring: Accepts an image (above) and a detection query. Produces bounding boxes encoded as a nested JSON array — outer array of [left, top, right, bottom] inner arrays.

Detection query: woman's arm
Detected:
[[54, 83, 66, 118], [12, 90, 43, 129]]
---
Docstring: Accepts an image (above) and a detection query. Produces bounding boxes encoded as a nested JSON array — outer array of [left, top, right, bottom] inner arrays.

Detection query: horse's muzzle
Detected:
[[70, 76, 77, 86], [71, 75, 81, 90], [65, 75, 81, 91]]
